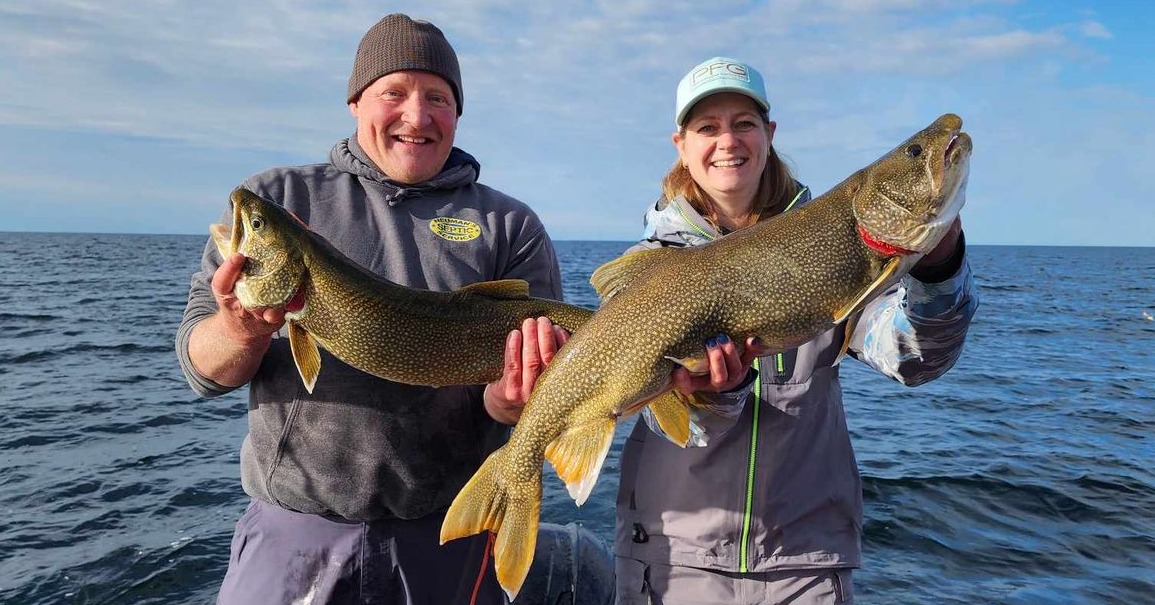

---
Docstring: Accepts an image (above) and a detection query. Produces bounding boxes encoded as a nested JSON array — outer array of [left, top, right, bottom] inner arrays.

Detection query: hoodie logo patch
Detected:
[[430, 217, 481, 242]]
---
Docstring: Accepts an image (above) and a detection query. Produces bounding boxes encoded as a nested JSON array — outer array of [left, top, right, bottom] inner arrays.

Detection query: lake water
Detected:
[[1, 233, 1153, 604]]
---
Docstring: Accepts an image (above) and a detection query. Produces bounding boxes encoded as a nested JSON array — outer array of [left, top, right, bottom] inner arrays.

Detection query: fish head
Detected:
[[852, 113, 972, 255], [209, 188, 309, 310]]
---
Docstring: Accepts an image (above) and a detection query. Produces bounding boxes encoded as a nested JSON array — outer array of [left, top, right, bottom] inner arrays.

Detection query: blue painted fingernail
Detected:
[[716, 333, 730, 345], [706, 337, 718, 348]]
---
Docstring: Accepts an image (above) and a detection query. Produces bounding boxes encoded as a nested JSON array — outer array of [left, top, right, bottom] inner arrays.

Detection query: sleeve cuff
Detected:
[[909, 231, 966, 284]]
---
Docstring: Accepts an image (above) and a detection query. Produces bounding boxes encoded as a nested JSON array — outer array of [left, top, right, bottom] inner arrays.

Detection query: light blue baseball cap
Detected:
[[675, 57, 770, 126]]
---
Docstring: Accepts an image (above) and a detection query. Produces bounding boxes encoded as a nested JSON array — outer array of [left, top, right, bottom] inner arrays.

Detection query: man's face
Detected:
[[349, 71, 458, 184]]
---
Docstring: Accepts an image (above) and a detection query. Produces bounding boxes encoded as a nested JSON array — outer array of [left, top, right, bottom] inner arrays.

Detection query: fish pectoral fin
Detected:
[[456, 279, 531, 300], [832, 256, 905, 323], [834, 313, 861, 366], [288, 322, 321, 394], [544, 417, 616, 506], [440, 449, 540, 602], [209, 223, 233, 258], [664, 354, 710, 375], [589, 247, 680, 300]]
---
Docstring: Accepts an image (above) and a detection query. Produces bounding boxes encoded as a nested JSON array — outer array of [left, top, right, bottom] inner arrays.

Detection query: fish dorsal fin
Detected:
[[543, 417, 616, 506], [590, 247, 680, 300], [832, 256, 906, 323], [458, 279, 531, 300]]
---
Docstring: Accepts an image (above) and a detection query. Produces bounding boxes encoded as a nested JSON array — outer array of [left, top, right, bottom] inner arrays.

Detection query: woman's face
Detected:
[[674, 93, 775, 208]]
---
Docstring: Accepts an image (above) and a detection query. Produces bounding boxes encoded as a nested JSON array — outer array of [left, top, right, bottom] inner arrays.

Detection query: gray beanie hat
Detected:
[[347, 13, 463, 115]]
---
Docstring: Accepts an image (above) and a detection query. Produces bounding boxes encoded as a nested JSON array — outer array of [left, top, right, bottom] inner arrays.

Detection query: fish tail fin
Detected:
[[493, 494, 540, 601], [440, 447, 540, 601], [544, 418, 616, 506]]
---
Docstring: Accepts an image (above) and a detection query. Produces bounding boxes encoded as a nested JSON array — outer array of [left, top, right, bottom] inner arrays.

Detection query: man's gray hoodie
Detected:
[[176, 138, 562, 521]]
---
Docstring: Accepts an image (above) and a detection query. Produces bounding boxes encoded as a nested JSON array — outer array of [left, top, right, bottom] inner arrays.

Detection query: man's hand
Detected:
[[671, 334, 768, 395], [211, 253, 286, 341], [484, 317, 570, 424], [187, 253, 285, 386]]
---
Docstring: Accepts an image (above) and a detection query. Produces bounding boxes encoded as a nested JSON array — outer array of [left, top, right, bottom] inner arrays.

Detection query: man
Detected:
[[177, 14, 566, 604]]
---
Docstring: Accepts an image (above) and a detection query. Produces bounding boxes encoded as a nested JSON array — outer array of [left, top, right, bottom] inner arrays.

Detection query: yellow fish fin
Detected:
[[440, 448, 539, 601], [457, 279, 531, 300], [832, 256, 904, 323], [834, 313, 861, 366], [544, 417, 616, 506], [589, 247, 680, 300], [663, 353, 710, 375], [645, 390, 695, 447], [209, 223, 233, 259], [288, 322, 320, 394]]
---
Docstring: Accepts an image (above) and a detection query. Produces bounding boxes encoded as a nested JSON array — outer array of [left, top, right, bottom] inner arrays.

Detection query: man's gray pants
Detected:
[[217, 499, 505, 605]]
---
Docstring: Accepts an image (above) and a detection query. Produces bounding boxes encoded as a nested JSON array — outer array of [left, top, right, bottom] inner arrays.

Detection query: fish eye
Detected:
[[906, 144, 923, 158], [250, 217, 264, 231]]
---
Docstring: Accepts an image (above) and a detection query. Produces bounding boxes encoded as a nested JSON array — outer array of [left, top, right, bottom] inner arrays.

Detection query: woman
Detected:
[[613, 57, 978, 605]]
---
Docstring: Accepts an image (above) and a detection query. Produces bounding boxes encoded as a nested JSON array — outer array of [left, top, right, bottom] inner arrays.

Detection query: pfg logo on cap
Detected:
[[690, 60, 751, 89]]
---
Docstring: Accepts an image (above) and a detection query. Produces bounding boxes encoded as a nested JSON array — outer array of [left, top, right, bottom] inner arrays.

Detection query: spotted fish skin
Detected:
[[210, 187, 593, 392], [439, 114, 972, 601]]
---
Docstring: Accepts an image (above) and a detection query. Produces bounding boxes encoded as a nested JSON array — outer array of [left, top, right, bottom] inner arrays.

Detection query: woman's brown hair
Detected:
[[661, 114, 801, 231]]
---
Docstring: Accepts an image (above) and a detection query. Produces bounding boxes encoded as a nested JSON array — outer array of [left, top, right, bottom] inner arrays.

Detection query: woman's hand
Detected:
[[672, 333, 769, 395]]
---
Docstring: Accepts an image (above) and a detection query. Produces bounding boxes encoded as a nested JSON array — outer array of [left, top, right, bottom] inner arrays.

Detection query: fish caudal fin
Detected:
[[440, 448, 540, 601], [288, 322, 320, 393], [544, 418, 616, 506]]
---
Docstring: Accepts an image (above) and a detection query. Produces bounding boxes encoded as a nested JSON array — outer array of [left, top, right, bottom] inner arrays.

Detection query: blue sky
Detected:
[[1, 0, 1151, 246]]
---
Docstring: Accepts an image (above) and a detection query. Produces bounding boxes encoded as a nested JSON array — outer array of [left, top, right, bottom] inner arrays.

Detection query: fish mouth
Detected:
[[943, 130, 971, 170], [944, 133, 960, 163]]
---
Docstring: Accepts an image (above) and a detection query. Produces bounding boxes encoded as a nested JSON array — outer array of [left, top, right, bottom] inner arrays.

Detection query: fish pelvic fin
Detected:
[[664, 353, 710, 375], [457, 279, 531, 300], [544, 417, 616, 506], [589, 247, 680, 300], [288, 322, 320, 394], [440, 448, 540, 601], [645, 390, 698, 447]]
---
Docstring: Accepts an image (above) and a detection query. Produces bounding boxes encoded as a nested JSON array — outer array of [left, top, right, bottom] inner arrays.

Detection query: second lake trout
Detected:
[[440, 113, 973, 600]]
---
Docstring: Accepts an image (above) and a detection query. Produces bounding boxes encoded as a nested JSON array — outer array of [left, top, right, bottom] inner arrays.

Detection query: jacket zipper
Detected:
[[739, 352, 786, 571], [739, 358, 762, 572]]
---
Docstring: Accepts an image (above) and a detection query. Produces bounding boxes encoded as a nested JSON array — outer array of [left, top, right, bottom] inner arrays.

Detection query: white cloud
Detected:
[[1079, 20, 1112, 39], [0, 0, 1150, 246]]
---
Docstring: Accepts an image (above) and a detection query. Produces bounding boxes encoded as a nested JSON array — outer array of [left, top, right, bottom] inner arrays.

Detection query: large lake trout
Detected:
[[441, 113, 972, 599], [210, 188, 593, 392]]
